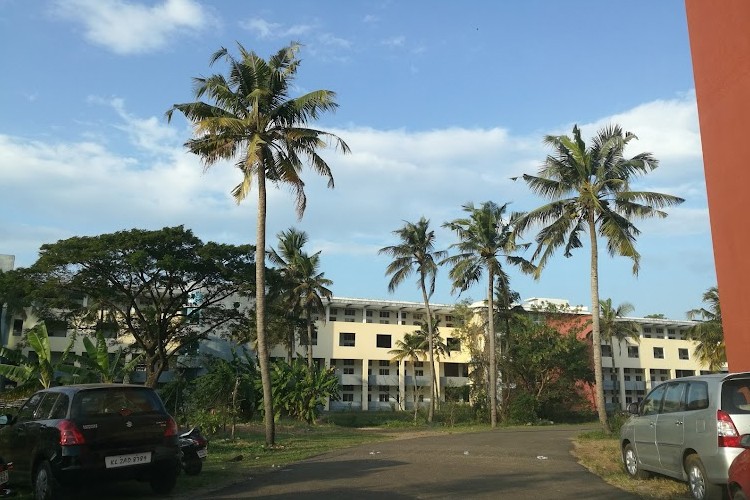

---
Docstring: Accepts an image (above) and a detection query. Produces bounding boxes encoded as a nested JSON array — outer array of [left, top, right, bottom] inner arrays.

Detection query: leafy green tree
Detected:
[[269, 228, 332, 368], [442, 202, 532, 427], [644, 313, 666, 319], [259, 359, 340, 424], [686, 286, 725, 371], [514, 124, 684, 432], [389, 332, 425, 422], [503, 313, 593, 422], [76, 331, 142, 383], [599, 298, 640, 409], [31, 226, 254, 387], [167, 42, 349, 446], [450, 301, 490, 421], [0, 323, 77, 393], [379, 217, 446, 422]]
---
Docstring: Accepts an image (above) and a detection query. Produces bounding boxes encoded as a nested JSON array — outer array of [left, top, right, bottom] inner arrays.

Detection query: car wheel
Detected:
[[622, 443, 651, 479], [183, 456, 203, 476], [150, 463, 179, 495], [685, 454, 725, 500], [33, 460, 63, 500]]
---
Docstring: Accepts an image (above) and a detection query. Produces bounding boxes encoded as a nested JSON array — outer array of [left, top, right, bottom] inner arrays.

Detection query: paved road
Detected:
[[197, 426, 641, 499]]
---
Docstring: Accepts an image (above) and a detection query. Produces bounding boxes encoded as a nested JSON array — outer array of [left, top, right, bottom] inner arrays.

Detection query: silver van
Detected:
[[620, 372, 750, 500]]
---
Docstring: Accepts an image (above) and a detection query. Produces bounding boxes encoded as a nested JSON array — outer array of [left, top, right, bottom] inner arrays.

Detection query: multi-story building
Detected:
[[269, 297, 470, 411]]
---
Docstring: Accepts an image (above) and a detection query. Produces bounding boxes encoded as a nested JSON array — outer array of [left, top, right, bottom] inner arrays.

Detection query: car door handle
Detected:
[[675, 421, 683, 426], [649, 422, 655, 427]]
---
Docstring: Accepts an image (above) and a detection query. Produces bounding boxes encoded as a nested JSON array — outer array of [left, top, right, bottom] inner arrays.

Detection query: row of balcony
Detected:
[[338, 374, 469, 387]]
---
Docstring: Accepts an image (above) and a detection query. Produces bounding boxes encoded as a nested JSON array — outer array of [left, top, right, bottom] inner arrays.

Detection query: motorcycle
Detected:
[[179, 427, 208, 476]]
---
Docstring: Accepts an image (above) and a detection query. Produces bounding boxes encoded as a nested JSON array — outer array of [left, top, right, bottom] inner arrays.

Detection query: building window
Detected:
[[330, 316, 337, 322], [345, 308, 355, 316], [676, 370, 695, 378], [379, 394, 389, 402], [12, 319, 23, 336], [445, 315, 453, 322], [667, 328, 677, 339], [330, 308, 338, 315], [47, 319, 68, 338], [342, 393, 354, 402], [366, 310, 373, 317], [415, 368, 424, 376], [379, 368, 389, 375], [601, 345, 612, 357], [447, 337, 460, 352], [379, 320, 390, 324], [628, 346, 639, 358], [679, 348, 689, 360], [379, 360, 389, 367], [643, 327, 652, 338], [414, 313, 423, 320], [343, 367, 354, 375], [339, 333, 355, 347], [376, 334, 392, 348], [653, 347, 664, 359], [379, 311, 390, 318]]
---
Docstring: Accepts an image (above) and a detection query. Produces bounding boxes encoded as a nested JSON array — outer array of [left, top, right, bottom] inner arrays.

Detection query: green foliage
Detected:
[[183, 352, 257, 433], [507, 391, 539, 424], [607, 411, 631, 436], [686, 286, 725, 371], [75, 331, 142, 383], [258, 360, 341, 424], [0, 323, 77, 393]]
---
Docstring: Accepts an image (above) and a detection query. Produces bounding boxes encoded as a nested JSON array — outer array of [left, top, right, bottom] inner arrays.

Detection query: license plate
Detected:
[[197, 448, 207, 459], [105, 452, 152, 469], [0, 470, 7, 484]]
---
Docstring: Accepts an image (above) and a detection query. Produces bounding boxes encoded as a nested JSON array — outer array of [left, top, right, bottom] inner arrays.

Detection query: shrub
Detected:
[[506, 391, 539, 424]]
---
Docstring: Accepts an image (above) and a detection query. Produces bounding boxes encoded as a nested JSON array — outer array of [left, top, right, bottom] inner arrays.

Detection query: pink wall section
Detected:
[[685, 0, 750, 371]]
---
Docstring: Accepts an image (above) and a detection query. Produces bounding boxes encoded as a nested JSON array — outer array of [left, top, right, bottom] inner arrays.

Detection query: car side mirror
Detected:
[[740, 434, 750, 448], [626, 402, 640, 415], [0, 414, 13, 426]]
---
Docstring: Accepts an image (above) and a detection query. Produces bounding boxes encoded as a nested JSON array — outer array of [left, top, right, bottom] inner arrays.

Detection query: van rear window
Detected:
[[73, 388, 163, 418], [721, 379, 750, 414]]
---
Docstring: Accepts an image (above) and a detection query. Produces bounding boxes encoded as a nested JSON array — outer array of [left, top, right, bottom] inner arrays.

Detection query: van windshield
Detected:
[[721, 379, 750, 414]]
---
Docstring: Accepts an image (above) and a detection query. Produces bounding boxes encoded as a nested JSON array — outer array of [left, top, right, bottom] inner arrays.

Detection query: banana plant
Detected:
[[76, 330, 142, 383]]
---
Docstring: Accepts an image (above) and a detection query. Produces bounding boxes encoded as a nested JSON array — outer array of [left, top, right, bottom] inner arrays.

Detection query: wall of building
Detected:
[[685, 0, 750, 371]]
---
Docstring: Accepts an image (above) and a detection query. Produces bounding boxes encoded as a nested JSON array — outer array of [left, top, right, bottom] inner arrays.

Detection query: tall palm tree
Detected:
[[379, 217, 446, 422], [389, 332, 425, 422], [686, 286, 725, 372], [442, 202, 532, 427], [514, 124, 684, 432], [167, 42, 350, 446], [268, 228, 333, 367], [412, 316, 447, 407], [599, 298, 640, 410]]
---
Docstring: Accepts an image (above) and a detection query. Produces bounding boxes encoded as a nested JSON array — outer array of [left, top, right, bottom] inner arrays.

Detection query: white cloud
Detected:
[[239, 17, 313, 40], [381, 36, 406, 47], [54, 0, 210, 55]]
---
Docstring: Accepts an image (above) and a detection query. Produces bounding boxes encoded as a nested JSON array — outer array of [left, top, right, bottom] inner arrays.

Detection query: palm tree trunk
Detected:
[[588, 215, 609, 433], [487, 270, 497, 428], [306, 306, 314, 368], [412, 359, 419, 423], [256, 168, 275, 446], [421, 281, 435, 423]]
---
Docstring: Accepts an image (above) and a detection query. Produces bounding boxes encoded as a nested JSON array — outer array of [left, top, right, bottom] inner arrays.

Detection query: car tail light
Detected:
[[57, 420, 86, 446], [164, 417, 178, 438], [718, 410, 742, 447]]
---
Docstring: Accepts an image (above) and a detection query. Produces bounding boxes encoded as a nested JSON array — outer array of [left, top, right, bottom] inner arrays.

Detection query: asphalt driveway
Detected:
[[197, 425, 641, 499]]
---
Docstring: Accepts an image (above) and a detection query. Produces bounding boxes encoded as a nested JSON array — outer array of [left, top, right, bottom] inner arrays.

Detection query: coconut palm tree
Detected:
[[599, 298, 640, 410], [442, 202, 532, 427], [686, 286, 725, 372], [389, 332, 425, 422], [167, 42, 350, 446], [379, 217, 446, 423], [514, 124, 684, 432], [269, 228, 333, 367]]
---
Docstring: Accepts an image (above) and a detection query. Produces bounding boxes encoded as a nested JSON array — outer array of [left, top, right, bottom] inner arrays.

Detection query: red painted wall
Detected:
[[685, 0, 750, 371]]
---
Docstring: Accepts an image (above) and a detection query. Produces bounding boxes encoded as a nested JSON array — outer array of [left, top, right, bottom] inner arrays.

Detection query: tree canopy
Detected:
[[30, 226, 255, 387]]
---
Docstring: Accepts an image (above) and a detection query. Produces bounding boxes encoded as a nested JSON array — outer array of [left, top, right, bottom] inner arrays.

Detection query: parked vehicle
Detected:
[[0, 458, 13, 497], [620, 372, 750, 500], [179, 427, 207, 475], [0, 384, 180, 500], [728, 434, 750, 500]]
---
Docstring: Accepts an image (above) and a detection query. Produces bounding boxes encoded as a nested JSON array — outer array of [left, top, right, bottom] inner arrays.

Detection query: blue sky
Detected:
[[0, 0, 713, 319]]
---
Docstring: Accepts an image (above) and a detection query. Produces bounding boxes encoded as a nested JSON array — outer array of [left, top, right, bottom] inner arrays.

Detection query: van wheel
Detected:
[[685, 454, 725, 500], [34, 460, 64, 500], [622, 443, 651, 479]]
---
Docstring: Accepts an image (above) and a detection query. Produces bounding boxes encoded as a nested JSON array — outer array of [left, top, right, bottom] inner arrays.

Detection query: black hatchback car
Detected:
[[0, 384, 180, 500]]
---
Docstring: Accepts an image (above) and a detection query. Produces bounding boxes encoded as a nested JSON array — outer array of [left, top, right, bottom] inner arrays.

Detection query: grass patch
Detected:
[[572, 433, 691, 499]]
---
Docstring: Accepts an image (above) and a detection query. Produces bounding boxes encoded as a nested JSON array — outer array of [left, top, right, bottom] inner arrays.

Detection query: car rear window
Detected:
[[721, 379, 750, 414], [72, 388, 164, 418]]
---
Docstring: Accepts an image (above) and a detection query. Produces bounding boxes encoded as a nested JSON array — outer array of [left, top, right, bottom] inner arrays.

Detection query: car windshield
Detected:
[[72, 388, 163, 418]]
